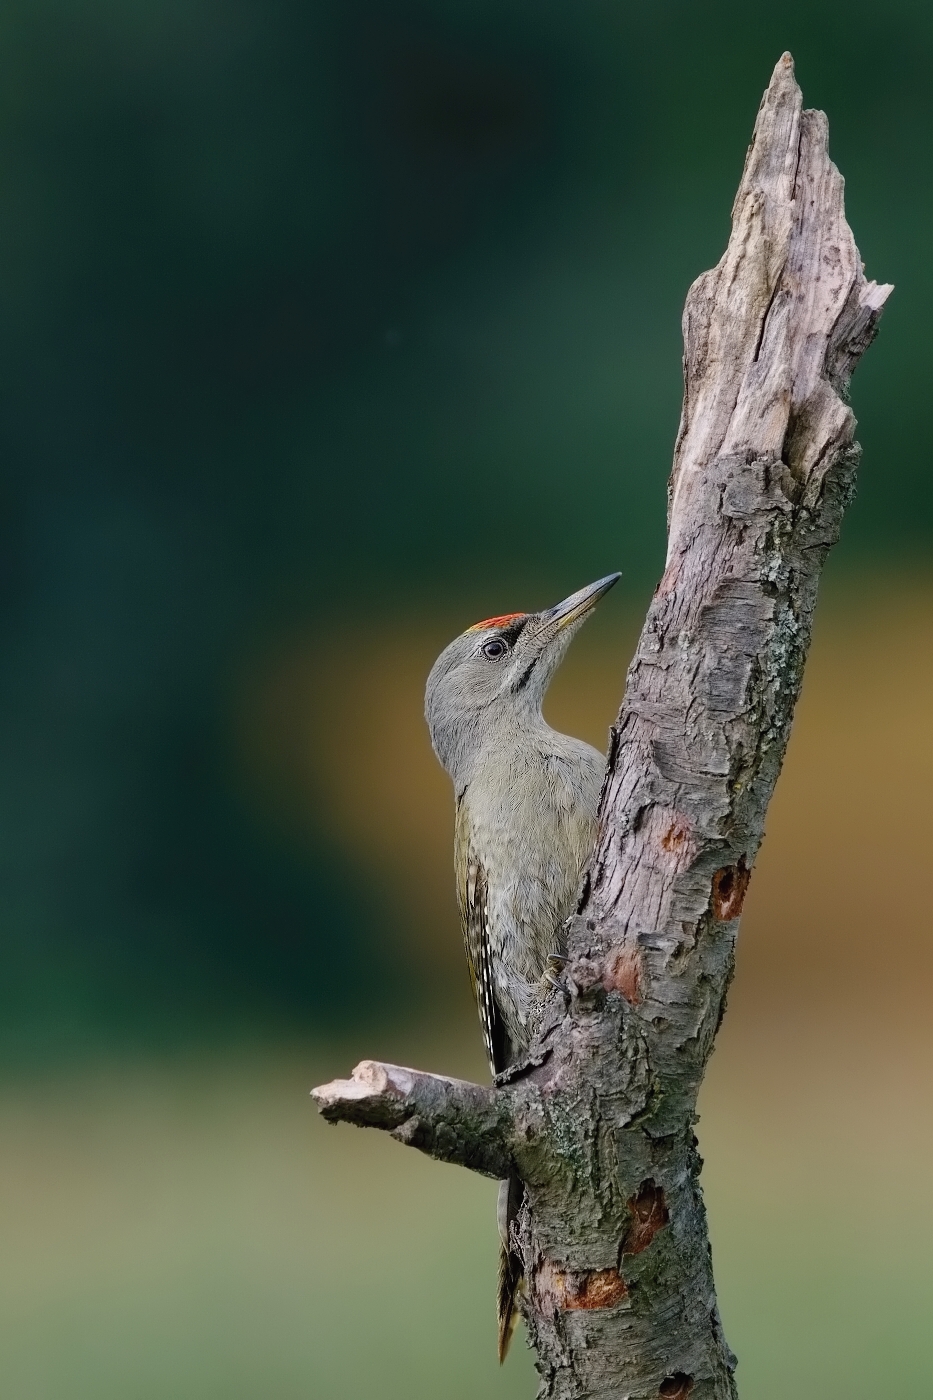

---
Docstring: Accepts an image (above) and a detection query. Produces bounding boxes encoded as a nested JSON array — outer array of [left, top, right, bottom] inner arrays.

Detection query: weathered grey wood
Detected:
[[312, 53, 890, 1399], [313, 1060, 514, 1179]]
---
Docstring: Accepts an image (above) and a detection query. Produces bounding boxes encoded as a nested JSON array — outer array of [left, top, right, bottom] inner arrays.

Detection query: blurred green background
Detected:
[[0, 1, 930, 1396]]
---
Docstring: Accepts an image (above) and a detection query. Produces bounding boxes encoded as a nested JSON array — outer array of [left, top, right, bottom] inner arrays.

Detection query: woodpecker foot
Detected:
[[541, 953, 570, 994]]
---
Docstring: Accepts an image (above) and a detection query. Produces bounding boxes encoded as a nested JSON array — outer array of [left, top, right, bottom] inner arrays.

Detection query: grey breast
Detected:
[[460, 732, 604, 1060]]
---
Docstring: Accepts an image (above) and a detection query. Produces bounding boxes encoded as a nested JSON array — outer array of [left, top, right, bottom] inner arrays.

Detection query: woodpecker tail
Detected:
[[496, 1174, 524, 1362]]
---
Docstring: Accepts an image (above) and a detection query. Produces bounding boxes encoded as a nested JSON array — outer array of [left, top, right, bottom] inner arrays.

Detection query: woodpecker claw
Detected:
[[540, 953, 571, 998]]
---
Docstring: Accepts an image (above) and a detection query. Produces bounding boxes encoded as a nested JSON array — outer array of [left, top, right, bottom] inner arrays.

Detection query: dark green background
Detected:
[[0, 0, 924, 1054]]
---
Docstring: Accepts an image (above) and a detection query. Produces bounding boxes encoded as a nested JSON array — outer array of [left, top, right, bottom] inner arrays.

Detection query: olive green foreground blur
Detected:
[[2, 580, 932, 1397]]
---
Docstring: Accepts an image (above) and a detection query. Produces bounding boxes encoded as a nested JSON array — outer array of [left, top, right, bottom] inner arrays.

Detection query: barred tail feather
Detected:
[[497, 1242, 522, 1362], [496, 1174, 524, 1363]]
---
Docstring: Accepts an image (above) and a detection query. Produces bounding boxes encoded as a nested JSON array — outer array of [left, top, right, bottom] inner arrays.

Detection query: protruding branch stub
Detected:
[[312, 1060, 514, 1181]]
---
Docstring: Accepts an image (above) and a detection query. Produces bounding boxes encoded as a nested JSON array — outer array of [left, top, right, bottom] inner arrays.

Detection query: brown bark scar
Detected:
[[603, 946, 643, 1004], [710, 858, 751, 921], [660, 814, 692, 853], [621, 1179, 669, 1256], [659, 1375, 694, 1398], [535, 1259, 629, 1316], [566, 1268, 628, 1311]]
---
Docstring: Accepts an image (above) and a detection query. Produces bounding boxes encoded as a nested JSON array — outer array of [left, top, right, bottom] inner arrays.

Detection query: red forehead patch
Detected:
[[466, 611, 525, 632]]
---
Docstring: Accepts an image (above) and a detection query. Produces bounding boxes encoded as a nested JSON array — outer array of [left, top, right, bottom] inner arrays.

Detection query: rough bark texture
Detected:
[[312, 55, 890, 1399]]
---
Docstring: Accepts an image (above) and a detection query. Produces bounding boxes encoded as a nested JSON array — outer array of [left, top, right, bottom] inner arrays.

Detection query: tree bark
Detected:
[[312, 53, 890, 1399]]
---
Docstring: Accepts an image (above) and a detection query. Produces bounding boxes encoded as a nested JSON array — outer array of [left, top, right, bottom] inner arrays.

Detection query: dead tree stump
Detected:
[[313, 54, 891, 1399]]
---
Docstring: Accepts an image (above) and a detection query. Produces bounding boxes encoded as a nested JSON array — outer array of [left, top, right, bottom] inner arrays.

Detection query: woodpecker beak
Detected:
[[541, 572, 621, 631]]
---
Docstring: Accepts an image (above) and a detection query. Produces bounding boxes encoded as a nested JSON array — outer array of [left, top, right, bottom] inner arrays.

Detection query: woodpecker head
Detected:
[[425, 573, 620, 781]]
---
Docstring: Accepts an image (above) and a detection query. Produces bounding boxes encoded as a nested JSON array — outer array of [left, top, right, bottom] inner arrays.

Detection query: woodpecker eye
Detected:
[[481, 637, 508, 660]]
